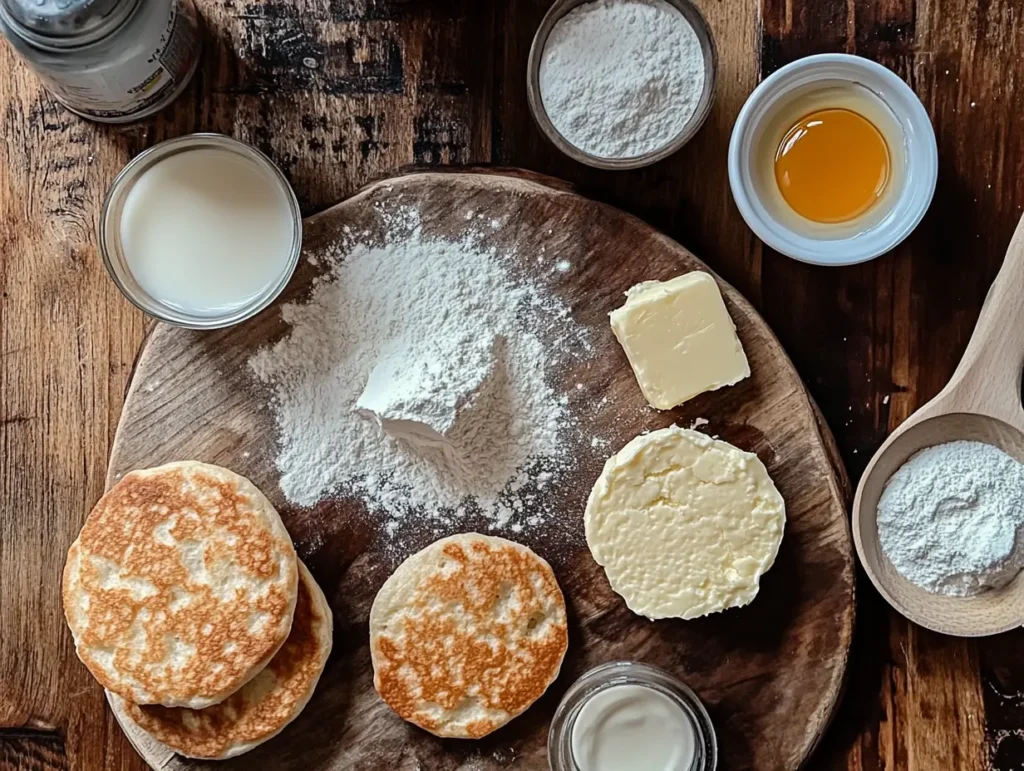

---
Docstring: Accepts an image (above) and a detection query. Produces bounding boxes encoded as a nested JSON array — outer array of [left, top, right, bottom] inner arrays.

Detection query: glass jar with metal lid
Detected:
[[0, 0, 201, 122]]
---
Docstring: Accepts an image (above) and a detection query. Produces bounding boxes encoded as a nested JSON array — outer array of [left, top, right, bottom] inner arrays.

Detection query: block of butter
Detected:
[[609, 271, 750, 410]]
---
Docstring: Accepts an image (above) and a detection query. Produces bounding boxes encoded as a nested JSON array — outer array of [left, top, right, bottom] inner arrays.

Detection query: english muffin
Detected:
[[110, 561, 333, 759], [369, 533, 568, 738], [63, 461, 298, 709]]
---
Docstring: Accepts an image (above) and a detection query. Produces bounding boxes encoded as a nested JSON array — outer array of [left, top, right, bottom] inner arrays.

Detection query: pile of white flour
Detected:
[[877, 440, 1024, 596], [249, 208, 585, 533], [539, 0, 706, 159]]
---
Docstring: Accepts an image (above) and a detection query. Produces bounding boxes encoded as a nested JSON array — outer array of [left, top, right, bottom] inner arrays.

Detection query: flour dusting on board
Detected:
[[249, 206, 592, 535]]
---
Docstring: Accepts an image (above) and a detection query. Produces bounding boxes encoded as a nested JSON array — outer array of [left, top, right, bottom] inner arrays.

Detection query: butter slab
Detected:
[[609, 271, 750, 410]]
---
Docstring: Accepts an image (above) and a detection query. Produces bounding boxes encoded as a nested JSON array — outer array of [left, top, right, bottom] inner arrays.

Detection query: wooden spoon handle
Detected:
[[940, 212, 1024, 425]]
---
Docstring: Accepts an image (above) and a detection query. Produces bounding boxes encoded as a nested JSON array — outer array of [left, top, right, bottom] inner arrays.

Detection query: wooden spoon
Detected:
[[853, 213, 1024, 636]]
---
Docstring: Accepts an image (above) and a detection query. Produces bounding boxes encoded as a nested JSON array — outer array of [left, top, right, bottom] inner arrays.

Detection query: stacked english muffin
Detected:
[[62, 461, 332, 760], [64, 464, 570, 751]]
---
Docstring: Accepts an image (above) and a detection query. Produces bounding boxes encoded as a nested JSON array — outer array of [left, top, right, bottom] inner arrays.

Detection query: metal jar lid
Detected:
[[0, 0, 138, 47]]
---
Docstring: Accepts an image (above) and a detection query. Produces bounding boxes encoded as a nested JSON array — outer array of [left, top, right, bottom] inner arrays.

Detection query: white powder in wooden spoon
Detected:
[[249, 207, 588, 533], [877, 440, 1024, 595]]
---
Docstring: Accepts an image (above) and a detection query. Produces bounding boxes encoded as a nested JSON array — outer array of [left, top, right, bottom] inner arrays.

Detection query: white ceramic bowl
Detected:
[[728, 54, 937, 266]]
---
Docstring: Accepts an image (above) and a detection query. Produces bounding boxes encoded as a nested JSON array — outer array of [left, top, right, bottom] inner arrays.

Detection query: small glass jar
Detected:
[[99, 133, 302, 330], [549, 661, 717, 771]]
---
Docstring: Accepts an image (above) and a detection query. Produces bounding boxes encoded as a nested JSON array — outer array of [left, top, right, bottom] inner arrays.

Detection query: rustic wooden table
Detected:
[[1, 0, 1022, 769]]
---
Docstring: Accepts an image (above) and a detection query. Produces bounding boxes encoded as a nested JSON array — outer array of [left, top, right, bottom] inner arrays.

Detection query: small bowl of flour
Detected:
[[528, 0, 717, 169]]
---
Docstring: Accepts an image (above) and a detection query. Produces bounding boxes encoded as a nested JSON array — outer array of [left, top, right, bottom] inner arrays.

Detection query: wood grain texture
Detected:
[[0, 734, 67, 771], [758, 0, 1024, 769], [103, 169, 854, 770], [2, 0, 1024, 768]]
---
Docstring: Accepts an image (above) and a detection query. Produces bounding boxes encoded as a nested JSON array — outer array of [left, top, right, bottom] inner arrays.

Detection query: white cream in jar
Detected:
[[548, 661, 716, 771], [570, 684, 696, 771]]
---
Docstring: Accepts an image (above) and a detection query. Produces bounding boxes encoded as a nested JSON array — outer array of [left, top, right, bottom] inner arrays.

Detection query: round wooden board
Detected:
[[106, 169, 855, 771]]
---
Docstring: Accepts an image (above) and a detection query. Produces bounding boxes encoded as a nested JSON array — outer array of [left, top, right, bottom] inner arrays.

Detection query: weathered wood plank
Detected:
[[0, 733, 68, 771], [753, 0, 1024, 769]]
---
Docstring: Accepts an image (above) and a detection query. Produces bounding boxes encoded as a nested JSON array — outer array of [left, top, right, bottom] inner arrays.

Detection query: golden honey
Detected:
[[774, 108, 890, 224]]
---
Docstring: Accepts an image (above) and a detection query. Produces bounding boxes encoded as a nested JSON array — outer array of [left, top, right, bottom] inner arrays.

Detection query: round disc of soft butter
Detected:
[[585, 426, 785, 620]]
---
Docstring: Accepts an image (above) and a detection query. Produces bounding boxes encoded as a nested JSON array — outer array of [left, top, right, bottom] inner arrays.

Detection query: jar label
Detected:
[[34, 0, 200, 120]]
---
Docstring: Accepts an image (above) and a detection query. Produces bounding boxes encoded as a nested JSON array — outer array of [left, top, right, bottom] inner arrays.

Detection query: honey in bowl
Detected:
[[752, 83, 905, 238], [774, 108, 890, 223]]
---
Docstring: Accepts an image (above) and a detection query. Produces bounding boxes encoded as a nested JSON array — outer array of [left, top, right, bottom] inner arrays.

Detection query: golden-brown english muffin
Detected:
[[109, 561, 333, 759], [369, 533, 568, 739], [62, 461, 298, 709]]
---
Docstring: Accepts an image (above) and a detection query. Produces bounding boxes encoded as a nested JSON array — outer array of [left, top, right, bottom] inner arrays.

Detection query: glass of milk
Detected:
[[100, 133, 302, 329]]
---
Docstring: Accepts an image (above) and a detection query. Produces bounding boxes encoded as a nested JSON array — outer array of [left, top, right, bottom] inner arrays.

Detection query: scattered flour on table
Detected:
[[249, 207, 591, 534], [538, 0, 705, 159], [877, 440, 1024, 596]]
